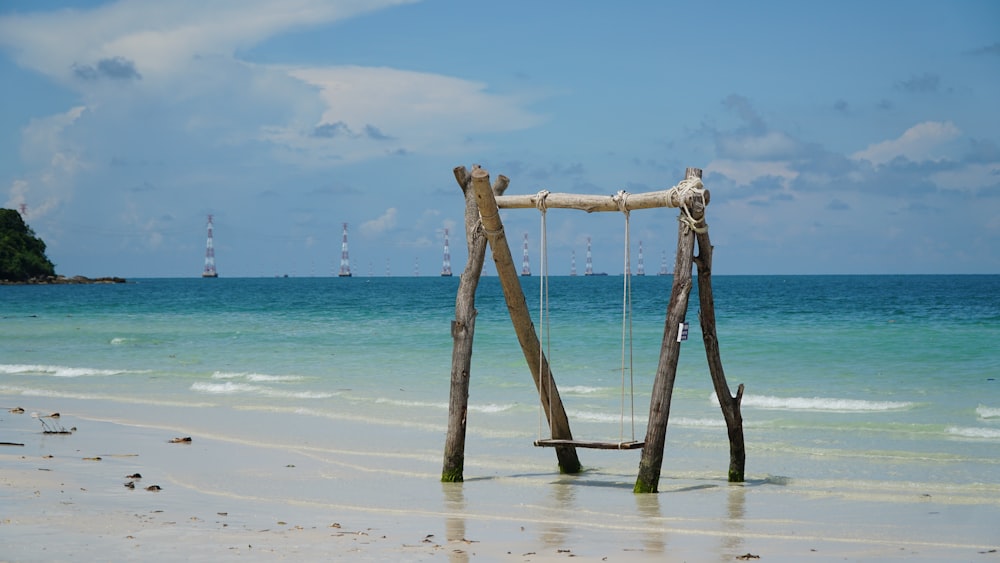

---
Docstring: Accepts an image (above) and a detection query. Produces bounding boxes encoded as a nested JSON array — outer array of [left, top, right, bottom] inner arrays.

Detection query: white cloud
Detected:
[[360, 207, 398, 237], [280, 65, 543, 161], [851, 121, 961, 165], [705, 159, 798, 187], [6, 106, 90, 219], [716, 130, 804, 161], [0, 0, 412, 87]]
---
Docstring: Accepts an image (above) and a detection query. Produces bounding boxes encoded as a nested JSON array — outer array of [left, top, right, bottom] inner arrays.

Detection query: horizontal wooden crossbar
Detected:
[[533, 439, 645, 450], [493, 178, 704, 213]]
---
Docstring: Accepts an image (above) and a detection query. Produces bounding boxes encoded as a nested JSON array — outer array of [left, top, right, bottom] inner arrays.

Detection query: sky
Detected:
[[1, 1, 998, 278]]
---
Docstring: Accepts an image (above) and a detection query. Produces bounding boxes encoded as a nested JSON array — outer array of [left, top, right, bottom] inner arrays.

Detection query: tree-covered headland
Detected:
[[0, 208, 56, 282]]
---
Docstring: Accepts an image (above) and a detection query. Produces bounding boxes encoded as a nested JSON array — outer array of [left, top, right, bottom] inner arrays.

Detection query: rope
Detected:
[[667, 178, 709, 234], [535, 190, 551, 440], [613, 190, 636, 443]]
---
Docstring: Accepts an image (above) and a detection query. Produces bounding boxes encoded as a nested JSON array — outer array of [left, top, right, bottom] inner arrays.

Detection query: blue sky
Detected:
[[1, 1, 998, 277]]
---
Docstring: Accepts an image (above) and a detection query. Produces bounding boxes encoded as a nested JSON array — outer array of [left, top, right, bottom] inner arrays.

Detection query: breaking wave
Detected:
[[976, 405, 1000, 420], [713, 392, 915, 412], [947, 426, 1000, 440], [190, 381, 333, 399], [211, 371, 305, 383], [0, 363, 146, 377]]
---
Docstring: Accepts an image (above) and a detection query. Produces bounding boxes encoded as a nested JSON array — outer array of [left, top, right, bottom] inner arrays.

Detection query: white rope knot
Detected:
[[534, 189, 551, 213], [668, 178, 708, 233], [613, 190, 631, 217]]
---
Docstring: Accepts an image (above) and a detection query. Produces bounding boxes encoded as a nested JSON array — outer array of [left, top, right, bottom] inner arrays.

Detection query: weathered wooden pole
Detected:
[[470, 167, 582, 474], [695, 221, 746, 482], [634, 167, 706, 493], [442, 165, 509, 483]]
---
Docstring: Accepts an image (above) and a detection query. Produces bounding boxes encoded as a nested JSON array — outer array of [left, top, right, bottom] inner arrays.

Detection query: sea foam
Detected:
[[211, 371, 305, 382], [561, 386, 603, 394], [713, 392, 915, 412], [947, 426, 1000, 440], [190, 381, 332, 399], [976, 405, 1000, 420], [0, 363, 143, 377]]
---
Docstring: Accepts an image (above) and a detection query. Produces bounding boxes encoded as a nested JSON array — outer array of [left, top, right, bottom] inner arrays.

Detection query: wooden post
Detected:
[[470, 167, 582, 474], [634, 167, 705, 493], [442, 165, 509, 483], [695, 222, 746, 482]]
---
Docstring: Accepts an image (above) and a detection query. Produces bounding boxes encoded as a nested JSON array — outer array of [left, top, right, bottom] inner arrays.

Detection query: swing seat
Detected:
[[533, 438, 644, 450]]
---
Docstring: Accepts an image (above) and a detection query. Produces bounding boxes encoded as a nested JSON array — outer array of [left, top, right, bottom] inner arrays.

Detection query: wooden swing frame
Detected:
[[441, 165, 746, 493]]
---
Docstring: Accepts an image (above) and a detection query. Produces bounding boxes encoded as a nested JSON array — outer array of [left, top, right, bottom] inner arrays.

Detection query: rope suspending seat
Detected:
[[532, 188, 644, 452]]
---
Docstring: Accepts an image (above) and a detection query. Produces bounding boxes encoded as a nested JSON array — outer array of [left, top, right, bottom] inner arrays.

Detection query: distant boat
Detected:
[[441, 272, 453, 277], [338, 272, 352, 278], [202, 272, 218, 278]]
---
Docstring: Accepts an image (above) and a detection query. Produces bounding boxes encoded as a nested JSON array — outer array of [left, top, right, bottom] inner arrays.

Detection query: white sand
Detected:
[[2, 397, 996, 562]]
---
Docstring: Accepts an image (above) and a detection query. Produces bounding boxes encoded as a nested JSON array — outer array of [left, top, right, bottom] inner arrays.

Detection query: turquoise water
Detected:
[[2, 275, 999, 488]]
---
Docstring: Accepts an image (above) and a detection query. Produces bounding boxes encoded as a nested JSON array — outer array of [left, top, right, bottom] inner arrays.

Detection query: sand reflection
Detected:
[[442, 483, 468, 563]]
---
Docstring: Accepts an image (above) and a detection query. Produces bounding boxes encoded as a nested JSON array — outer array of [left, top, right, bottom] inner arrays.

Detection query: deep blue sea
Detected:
[[2, 275, 999, 489]]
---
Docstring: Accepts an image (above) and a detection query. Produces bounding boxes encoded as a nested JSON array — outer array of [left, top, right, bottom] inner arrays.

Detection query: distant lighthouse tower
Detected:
[[637, 240, 645, 276], [521, 233, 531, 276], [570, 250, 577, 276], [338, 223, 352, 277], [202, 214, 218, 278], [584, 236, 594, 276], [441, 228, 453, 277]]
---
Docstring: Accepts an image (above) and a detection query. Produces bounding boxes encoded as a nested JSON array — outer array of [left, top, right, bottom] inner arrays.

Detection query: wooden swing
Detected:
[[442, 165, 746, 493], [532, 189, 644, 450]]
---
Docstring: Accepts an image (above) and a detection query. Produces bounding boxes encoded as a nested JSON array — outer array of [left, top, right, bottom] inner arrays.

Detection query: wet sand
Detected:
[[1, 398, 996, 562]]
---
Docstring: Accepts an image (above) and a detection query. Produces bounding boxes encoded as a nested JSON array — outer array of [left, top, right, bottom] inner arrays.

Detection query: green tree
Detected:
[[0, 209, 56, 282]]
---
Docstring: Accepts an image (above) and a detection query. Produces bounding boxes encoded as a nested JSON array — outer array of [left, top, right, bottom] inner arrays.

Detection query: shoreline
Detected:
[[3, 397, 997, 561]]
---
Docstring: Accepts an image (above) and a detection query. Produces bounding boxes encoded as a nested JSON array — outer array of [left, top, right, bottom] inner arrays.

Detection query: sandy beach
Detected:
[[2, 396, 995, 563]]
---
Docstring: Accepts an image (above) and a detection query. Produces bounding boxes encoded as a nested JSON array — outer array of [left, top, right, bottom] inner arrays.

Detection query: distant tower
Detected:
[[441, 228, 453, 277], [521, 233, 531, 276], [637, 241, 645, 276], [584, 236, 594, 276], [658, 250, 671, 276], [202, 214, 218, 278], [570, 250, 577, 276], [385, 258, 391, 277], [338, 223, 352, 277], [413, 257, 420, 277], [18, 203, 27, 217]]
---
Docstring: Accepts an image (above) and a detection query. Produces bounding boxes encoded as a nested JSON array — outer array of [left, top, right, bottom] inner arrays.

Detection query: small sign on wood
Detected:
[[677, 322, 689, 343]]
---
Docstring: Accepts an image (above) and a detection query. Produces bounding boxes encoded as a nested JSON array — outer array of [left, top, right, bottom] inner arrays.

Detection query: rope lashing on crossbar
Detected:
[[534, 189, 551, 213], [612, 190, 630, 215], [668, 178, 708, 234]]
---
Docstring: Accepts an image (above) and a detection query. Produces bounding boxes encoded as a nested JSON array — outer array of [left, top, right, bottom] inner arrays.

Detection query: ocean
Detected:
[[2, 275, 999, 556]]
